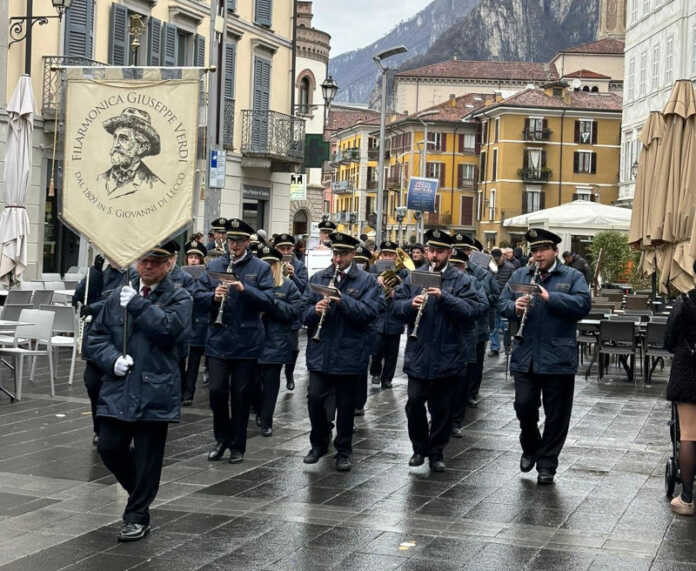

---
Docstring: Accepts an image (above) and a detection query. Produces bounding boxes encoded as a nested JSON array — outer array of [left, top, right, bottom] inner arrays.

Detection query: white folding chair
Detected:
[[41, 273, 61, 281], [43, 281, 64, 291], [0, 309, 56, 399], [5, 290, 32, 305], [0, 304, 33, 338], [31, 290, 54, 307], [39, 305, 78, 385], [19, 281, 43, 291]]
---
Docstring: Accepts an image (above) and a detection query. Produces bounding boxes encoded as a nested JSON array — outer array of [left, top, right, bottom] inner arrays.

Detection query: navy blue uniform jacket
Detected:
[[195, 252, 274, 360], [393, 265, 488, 379], [87, 275, 193, 422], [302, 264, 381, 375], [289, 257, 308, 331], [259, 278, 302, 364], [498, 262, 591, 375]]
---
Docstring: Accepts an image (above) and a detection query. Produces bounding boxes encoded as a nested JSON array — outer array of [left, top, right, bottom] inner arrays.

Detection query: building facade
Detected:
[[1, 0, 300, 278], [290, 0, 330, 237], [619, 0, 692, 206], [469, 86, 622, 248]]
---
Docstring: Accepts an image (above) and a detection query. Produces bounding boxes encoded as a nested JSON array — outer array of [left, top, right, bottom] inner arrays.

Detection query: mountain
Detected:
[[402, 0, 600, 71], [329, 0, 481, 104]]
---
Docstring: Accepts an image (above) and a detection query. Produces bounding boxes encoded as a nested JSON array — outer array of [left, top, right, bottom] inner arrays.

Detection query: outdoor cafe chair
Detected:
[[643, 321, 670, 385], [0, 304, 33, 331], [4, 290, 32, 305], [62, 280, 78, 290], [19, 281, 43, 291], [39, 305, 78, 385], [31, 290, 54, 307], [601, 290, 624, 303], [0, 309, 56, 399], [598, 319, 638, 383], [625, 295, 650, 310], [41, 273, 61, 282], [43, 281, 65, 291], [624, 309, 652, 321]]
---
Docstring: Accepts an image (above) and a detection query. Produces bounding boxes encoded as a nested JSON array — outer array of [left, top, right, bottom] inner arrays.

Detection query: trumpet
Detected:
[[379, 248, 415, 298], [214, 259, 237, 326], [515, 262, 541, 341], [312, 265, 340, 342]]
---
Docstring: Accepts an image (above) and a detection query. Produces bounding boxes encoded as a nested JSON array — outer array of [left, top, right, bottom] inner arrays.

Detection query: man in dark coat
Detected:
[[206, 217, 228, 255], [301, 232, 381, 471], [272, 233, 308, 391], [73, 256, 137, 445], [194, 218, 274, 464], [87, 243, 193, 542], [393, 229, 488, 472], [489, 248, 515, 356], [562, 251, 593, 285], [499, 229, 590, 485]]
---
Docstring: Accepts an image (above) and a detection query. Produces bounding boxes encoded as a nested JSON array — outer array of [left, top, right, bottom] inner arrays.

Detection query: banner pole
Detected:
[[122, 271, 129, 358]]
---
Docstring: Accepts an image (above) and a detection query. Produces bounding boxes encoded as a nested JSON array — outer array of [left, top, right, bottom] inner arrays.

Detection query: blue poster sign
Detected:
[[407, 177, 439, 212]]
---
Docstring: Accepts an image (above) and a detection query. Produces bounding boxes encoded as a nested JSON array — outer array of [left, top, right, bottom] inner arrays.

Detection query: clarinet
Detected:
[[76, 268, 91, 356], [214, 258, 236, 326], [312, 265, 340, 342], [410, 264, 435, 339], [515, 262, 541, 341]]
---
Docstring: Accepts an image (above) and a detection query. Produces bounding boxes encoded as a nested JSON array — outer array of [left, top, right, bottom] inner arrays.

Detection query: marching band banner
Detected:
[[61, 67, 201, 268]]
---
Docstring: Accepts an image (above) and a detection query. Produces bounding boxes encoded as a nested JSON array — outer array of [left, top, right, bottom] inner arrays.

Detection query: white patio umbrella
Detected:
[[0, 75, 34, 287]]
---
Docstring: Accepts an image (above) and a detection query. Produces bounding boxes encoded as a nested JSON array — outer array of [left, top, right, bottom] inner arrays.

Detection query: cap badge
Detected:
[[191, 240, 198, 247], [263, 246, 270, 254], [231, 219, 240, 229], [336, 233, 343, 240], [529, 229, 537, 239], [433, 230, 441, 239]]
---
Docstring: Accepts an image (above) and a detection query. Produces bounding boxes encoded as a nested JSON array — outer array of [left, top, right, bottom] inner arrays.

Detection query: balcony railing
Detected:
[[366, 179, 378, 190], [386, 175, 401, 189], [331, 148, 360, 165], [331, 180, 354, 194], [223, 98, 235, 150], [522, 128, 552, 142], [573, 193, 596, 202], [518, 167, 552, 182], [424, 212, 452, 227], [240, 109, 305, 168], [42, 55, 107, 117], [367, 148, 380, 161]]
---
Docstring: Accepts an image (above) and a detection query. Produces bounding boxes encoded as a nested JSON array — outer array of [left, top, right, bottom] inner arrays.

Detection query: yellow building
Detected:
[[1, 0, 298, 277], [468, 85, 622, 248], [379, 94, 486, 242]]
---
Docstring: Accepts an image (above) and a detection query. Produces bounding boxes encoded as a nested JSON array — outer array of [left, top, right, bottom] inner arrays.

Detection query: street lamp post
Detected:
[[9, 0, 72, 75], [373, 45, 407, 245], [321, 75, 338, 220], [415, 110, 438, 243]]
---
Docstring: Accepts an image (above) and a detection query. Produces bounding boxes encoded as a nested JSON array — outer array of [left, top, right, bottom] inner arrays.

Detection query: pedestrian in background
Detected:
[[489, 248, 515, 356], [665, 274, 696, 516], [562, 251, 593, 285]]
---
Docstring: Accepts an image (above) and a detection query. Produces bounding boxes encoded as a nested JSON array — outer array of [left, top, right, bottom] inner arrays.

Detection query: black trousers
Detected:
[[284, 330, 300, 382], [514, 372, 575, 474], [468, 340, 487, 399], [307, 371, 357, 456], [451, 366, 469, 428], [183, 346, 204, 400], [207, 357, 256, 454], [98, 418, 168, 526], [369, 333, 401, 384], [84, 361, 103, 434], [259, 364, 282, 428], [356, 371, 368, 410], [406, 376, 456, 460]]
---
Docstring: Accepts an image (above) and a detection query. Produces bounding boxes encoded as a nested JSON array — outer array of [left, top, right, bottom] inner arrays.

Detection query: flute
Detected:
[[312, 265, 340, 342]]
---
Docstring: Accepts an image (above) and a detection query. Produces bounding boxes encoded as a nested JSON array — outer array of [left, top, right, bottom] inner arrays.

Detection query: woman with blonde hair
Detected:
[[256, 245, 301, 436]]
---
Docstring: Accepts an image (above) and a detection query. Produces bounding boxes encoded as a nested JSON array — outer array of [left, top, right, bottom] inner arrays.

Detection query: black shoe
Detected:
[[371, 375, 381, 385], [92, 433, 99, 446], [381, 380, 393, 389], [429, 458, 446, 472], [181, 398, 193, 407], [335, 454, 352, 472], [286, 378, 295, 391], [467, 397, 479, 408], [118, 522, 150, 542], [520, 454, 536, 473], [451, 425, 464, 438], [261, 426, 272, 437], [488, 350, 499, 357], [228, 450, 244, 464], [537, 470, 554, 485], [409, 453, 425, 467], [207, 442, 227, 461], [303, 448, 327, 464], [354, 408, 365, 417]]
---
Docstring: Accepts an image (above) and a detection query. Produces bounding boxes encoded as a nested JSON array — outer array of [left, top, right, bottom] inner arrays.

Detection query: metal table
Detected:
[[0, 320, 31, 401]]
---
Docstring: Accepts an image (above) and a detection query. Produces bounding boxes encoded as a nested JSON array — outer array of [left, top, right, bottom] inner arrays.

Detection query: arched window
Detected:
[[299, 77, 310, 114], [582, 85, 590, 92], [591, 85, 599, 93]]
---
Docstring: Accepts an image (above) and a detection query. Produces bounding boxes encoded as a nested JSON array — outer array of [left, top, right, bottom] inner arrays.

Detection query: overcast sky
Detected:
[[311, 0, 431, 57]]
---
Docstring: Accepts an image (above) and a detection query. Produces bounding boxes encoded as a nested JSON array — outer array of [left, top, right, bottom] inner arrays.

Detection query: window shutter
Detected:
[[573, 152, 579, 173], [591, 152, 597, 174], [574, 120, 580, 144], [522, 191, 528, 214], [461, 196, 473, 226], [439, 164, 445, 186], [108, 3, 128, 65], [523, 150, 529, 170], [253, 57, 271, 111], [492, 151, 497, 181], [194, 34, 206, 67], [540, 192, 546, 209], [227, 0, 236, 11], [480, 154, 486, 181], [255, 0, 273, 27], [473, 166, 478, 186], [457, 134, 463, 153], [224, 43, 236, 99], [441, 133, 447, 152], [474, 131, 481, 154], [147, 18, 162, 66], [64, 0, 94, 58], [457, 164, 463, 188], [592, 120, 598, 144], [162, 23, 177, 67], [541, 150, 547, 167], [542, 118, 548, 132]]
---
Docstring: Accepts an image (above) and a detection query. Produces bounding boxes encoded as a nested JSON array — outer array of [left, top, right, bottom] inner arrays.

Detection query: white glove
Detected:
[[120, 285, 137, 308], [114, 355, 134, 377]]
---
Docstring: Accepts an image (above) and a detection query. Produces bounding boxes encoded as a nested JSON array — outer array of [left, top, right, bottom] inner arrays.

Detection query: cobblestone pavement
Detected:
[[0, 333, 692, 570]]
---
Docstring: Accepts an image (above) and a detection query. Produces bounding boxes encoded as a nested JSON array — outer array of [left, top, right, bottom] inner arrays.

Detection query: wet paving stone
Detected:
[[0, 333, 691, 569]]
